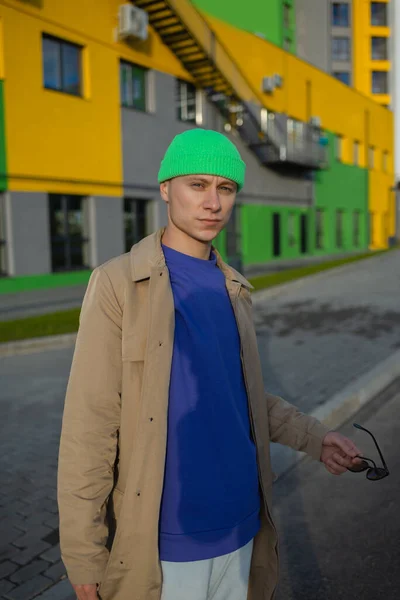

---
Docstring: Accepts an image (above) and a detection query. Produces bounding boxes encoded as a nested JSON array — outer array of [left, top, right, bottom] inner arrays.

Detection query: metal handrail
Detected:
[[167, 0, 264, 107], [166, 0, 327, 168]]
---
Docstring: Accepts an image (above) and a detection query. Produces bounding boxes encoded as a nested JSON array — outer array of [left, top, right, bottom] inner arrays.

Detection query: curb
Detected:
[[270, 348, 400, 479], [0, 333, 77, 357]]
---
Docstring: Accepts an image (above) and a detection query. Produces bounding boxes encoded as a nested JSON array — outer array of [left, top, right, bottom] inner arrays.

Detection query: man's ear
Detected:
[[160, 181, 169, 203]]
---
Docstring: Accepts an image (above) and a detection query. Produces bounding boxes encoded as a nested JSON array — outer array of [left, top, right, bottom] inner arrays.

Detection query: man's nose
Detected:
[[203, 188, 221, 210]]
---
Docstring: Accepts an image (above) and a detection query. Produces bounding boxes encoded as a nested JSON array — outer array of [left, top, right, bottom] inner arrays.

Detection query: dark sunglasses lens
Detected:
[[367, 468, 388, 481], [348, 460, 369, 473]]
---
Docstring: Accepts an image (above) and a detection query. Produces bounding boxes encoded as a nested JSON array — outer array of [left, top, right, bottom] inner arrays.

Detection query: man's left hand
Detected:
[[321, 431, 363, 475]]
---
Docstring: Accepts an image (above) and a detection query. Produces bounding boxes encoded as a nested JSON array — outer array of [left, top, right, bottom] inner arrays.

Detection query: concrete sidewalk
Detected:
[[1, 247, 399, 600], [0, 249, 376, 322], [0, 285, 86, 322]]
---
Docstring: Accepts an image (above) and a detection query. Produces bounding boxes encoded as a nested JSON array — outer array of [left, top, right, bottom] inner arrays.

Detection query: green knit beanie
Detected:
[[158, 129, 246, 191]]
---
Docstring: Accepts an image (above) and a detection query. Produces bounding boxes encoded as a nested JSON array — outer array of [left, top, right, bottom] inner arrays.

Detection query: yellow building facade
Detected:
[[353, 0, 391, 108], [0, 0, 395, 284]]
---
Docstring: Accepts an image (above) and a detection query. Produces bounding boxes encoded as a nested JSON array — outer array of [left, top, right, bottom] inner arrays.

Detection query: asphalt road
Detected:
[[273, 379, 400, 600]]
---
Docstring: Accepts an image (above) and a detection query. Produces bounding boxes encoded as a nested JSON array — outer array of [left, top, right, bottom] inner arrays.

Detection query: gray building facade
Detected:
[[1, 69, 313, 278], [296, 0, 353, 87]]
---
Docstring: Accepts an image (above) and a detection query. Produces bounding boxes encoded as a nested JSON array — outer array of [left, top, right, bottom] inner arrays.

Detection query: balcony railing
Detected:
[[239, 107, 328, 170]]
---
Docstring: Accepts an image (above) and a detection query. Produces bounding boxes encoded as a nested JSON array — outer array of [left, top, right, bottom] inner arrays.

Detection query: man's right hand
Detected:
[[72, 584, 98, 599]]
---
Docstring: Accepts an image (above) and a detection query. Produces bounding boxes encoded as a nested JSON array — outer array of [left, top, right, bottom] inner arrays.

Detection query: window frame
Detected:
[[369, 146, 375, 169], [0, 196, 6, 276], [332, 3, 350, 27], [124, 198, 148, 252], [353, 140, 359, 166], [333, 71, 351, 86], [283, 37, 292, 52], [371, 36, 388, 61], [49, 194, 90, 272], [372, 70, 388, 95], [42, 34, 82, 97], [382, 151, 388, 172], [315, 209, 324, 250], [283, 3, 291, 29], [335, 134, 343, 161], [176, 79, 198, 124], [120, 60, 148, 112], [332, 36, 351, 62], [335, 209, 344, 249], [371, 2, 387, 27], [353, 211, 360, 247]]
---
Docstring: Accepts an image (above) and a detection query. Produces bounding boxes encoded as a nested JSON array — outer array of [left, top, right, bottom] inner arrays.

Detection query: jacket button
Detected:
[[136, 491, 141, 496], [159, 341, 163, 346]]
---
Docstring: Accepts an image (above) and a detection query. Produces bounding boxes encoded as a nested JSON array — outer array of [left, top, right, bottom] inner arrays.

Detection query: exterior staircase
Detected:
[[132, 0, 326, 170]]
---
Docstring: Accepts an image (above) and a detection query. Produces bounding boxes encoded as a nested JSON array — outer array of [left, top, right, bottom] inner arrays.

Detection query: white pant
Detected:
[[160, 539, 254, 600]]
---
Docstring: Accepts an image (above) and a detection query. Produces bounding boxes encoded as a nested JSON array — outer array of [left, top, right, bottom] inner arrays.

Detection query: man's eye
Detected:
[[220, 186, 233, 192], [192, 183, 203, 188]]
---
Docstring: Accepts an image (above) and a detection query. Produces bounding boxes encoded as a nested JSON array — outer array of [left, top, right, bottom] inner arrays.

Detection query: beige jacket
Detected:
[[58, 228, 330, 600]]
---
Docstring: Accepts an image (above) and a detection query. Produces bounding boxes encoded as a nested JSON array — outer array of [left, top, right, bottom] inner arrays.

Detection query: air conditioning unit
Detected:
[[118, 4, 149, 41], [310, 115, 322, 128], [262, 76, 275, 94], [273, 73, 283, 88]]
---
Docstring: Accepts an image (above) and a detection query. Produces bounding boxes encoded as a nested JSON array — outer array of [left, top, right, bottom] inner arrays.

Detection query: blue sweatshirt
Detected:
[[158, 244, 260, 562]]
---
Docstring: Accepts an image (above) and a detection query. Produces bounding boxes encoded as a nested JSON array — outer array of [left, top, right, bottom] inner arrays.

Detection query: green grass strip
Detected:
[[0, 309, 80, 344], [248, 248, 392, 292], [0, 246, 398, 344]]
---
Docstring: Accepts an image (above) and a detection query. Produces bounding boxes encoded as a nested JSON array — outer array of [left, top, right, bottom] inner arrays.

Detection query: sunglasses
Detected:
[[347, 423, 389, 481]]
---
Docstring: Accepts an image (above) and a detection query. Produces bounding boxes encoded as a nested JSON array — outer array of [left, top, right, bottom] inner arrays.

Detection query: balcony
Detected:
[[239, 106, 328, 170]]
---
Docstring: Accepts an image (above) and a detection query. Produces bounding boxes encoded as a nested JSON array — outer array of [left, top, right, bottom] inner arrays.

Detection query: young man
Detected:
[[58, 129, 362, 600]]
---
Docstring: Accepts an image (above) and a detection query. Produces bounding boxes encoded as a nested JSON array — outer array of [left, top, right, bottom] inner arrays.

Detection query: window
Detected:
[[288, 213, 296, 247], [283, 4, 291, 29], [176, 79, 198, 123], [371, 2, 387, 26], [226, 205, 241, 258], [382, 151, 388, 172], [335, 134, 343, 161], [371, 37, 388, 60], [336, 210, 344, 248], [368, 212, 374, 245], [49, 195, 90, 272], [353, 211, 360, 247], [42, 35, 81, 96], [283, 37, 292, 51], [369, 146, 375, 168], [332, 3, 350, 27], [382, 212, 389, 245], [372, 71, 388, 94], [332, 37, 350, 61], [120, 61, 147, 111], [315, 209, 324, 250], [0, 196, 6, 276], [353, 140, 359, 165], [333, 71, 350, 85], [273, 212, 282, 257], [124, 198, 147, 252]]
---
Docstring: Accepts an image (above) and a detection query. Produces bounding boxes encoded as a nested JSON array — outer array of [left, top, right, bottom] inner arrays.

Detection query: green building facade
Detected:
[[192, 0, 296, 50]]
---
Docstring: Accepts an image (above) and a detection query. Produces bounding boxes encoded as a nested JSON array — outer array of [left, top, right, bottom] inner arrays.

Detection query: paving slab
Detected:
[[0, 248, 399, 597]]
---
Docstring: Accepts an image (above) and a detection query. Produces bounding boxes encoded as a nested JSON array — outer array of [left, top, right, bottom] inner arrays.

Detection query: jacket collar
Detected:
[[130, 227, 254, 290]]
